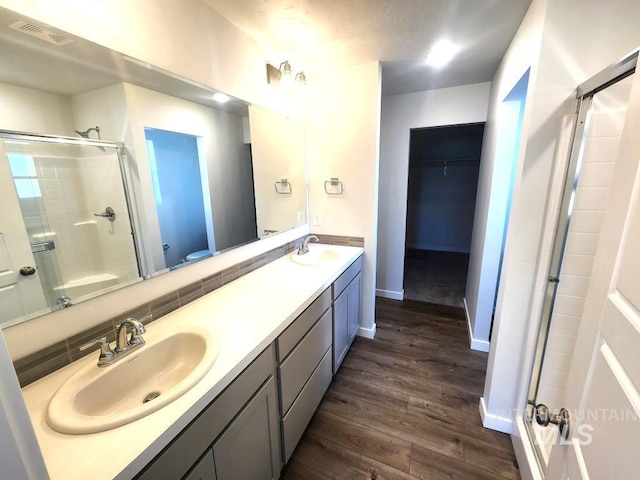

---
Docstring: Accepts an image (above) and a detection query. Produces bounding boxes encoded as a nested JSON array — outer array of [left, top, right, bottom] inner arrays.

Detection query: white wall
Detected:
[[475, 0, 548, 438], [482, 2, 640, 477], [306, 61, 381, 337], [0, 331, 47, 479], [465, 71, 530, 352], [376, 83, 491, 300], [249, 104, 307, 235], [0, 82, 73, 135]]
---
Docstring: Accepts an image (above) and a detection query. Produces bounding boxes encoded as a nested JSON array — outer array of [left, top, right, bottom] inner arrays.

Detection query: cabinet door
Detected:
[[347, 272, 361, 343], [332, 289, 349, 373], [213, 377, 281, 480], [184, 450, 216, 480]]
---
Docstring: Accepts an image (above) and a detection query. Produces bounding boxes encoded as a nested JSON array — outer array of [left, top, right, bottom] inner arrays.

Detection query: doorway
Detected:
[[144, 128, 209, 269], [403, 123, 484, 307]]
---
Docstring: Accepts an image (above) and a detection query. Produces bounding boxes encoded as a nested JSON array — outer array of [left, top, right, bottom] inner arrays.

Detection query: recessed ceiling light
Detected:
[[426, 40, 459, 68], [212, 92, 230, 104]]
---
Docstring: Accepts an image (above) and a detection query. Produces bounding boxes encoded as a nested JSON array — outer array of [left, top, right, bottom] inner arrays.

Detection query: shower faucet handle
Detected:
[[94, 206, 116, 222]]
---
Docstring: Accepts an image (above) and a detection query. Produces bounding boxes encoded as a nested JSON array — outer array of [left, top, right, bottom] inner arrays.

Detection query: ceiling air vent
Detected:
[[9, 20, 74, 46]]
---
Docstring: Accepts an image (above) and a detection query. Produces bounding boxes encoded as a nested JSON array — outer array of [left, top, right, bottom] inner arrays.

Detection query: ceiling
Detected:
[[204, 0, 532, 95]]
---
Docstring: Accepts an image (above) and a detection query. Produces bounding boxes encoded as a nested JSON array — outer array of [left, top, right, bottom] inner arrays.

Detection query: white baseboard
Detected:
[[512, 417, 544, 480], [479, 396, 513, 434], [375, 288, 403, 300], [463, 297, 490, 352], [357, 323, 376, 339]]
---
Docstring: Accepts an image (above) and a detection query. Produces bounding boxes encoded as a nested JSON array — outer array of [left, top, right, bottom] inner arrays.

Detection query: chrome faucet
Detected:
[[116, 318, 146, 353], [80, 317, 146, 367], [297, 235, 319, 255]]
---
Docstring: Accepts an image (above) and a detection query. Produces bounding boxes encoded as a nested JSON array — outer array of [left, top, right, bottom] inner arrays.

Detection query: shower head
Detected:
[[74, 126, 101, 140]]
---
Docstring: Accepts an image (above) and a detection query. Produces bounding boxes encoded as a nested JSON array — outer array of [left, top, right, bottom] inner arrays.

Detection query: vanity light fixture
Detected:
[[425, 39, 459, 68], [212, 92, 230, 104], [267, 61, 308, 95], [295, 71, 307, 86]]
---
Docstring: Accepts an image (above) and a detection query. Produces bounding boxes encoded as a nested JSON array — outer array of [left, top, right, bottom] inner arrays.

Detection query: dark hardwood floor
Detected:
[[281, 298, 520, 480]]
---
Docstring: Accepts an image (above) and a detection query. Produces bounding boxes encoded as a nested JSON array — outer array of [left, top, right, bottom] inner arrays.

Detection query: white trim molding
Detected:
[[464, 298, 491, 352], [376, 288, 403, 301], [479, 396, 513, 433], [357, 323, 377, 339], [512, 416, 544, 480]]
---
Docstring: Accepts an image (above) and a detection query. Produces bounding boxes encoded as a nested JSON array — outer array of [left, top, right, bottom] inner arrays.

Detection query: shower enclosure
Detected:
[[0, 131, 140, 327], [523, 51, 637, 470]]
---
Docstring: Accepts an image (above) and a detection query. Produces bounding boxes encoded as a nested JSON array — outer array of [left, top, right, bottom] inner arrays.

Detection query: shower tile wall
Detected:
[[22, 146, 139, 303], [77, 151, 139, 286], [37, 153, 102, 282], [535, 76, 632, 412]]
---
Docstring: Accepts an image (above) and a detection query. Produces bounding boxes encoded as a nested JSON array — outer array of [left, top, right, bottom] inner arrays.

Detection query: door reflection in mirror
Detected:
[[144, 128, 210, 269]]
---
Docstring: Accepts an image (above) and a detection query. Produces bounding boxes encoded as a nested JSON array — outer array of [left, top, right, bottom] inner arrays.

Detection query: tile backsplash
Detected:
[[14, 235, 364, 387]]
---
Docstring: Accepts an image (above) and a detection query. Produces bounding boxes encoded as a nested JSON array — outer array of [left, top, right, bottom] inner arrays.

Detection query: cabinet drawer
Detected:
[[278, 309, 332, 414], [281, 348, 332, 462], [277, 287, 331, 361], [332, 255, 363, 300], [136, 344, 275, 480]]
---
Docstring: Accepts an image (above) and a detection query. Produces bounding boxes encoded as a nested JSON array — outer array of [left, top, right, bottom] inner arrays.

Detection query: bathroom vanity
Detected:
[[20, 244, 363, 480]]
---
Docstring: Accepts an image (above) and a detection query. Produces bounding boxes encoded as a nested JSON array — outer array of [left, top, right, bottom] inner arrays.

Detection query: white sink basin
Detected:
[[290, 246, 341, 266], [47, 325, 219, 434]]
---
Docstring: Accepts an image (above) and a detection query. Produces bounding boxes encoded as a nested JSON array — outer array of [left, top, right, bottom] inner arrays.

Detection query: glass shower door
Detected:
[[524, 59, 636, 469], [0, 133, 141, 326]]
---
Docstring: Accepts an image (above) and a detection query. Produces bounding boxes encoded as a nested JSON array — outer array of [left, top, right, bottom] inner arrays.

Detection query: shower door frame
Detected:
[[522, 49, 639, 471], [0, 130, 143, 319]]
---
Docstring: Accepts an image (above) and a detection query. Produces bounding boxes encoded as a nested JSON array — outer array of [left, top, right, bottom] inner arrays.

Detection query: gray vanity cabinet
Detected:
[[136, 345, 281, 480], [332, 256, 363, 373], [276, 288, 333, 462], [213, 377, 281, 480], [183, 450, 216, 480]]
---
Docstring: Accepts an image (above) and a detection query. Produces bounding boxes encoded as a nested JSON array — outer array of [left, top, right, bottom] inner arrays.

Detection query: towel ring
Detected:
[[274, 178, 292, 194], [324, 177, 344, 195]]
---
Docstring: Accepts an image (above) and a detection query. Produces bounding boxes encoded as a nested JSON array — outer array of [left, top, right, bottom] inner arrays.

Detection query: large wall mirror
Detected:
[[0, 7, 307, 328]]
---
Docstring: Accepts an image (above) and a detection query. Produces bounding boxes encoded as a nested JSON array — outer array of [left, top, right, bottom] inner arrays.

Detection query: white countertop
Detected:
[[21, 244, 363, 480]]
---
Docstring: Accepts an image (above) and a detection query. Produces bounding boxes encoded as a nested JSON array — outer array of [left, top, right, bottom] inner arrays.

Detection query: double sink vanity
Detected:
[[21, 242, 364, 480]]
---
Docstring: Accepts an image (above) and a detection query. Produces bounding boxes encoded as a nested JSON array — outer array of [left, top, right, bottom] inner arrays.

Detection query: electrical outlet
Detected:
[[313, 212, 322, 226], [297, 211, 305, 224]]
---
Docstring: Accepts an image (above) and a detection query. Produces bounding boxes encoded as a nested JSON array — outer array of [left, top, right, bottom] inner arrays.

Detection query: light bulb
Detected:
[[279, 61, 294, 91]]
